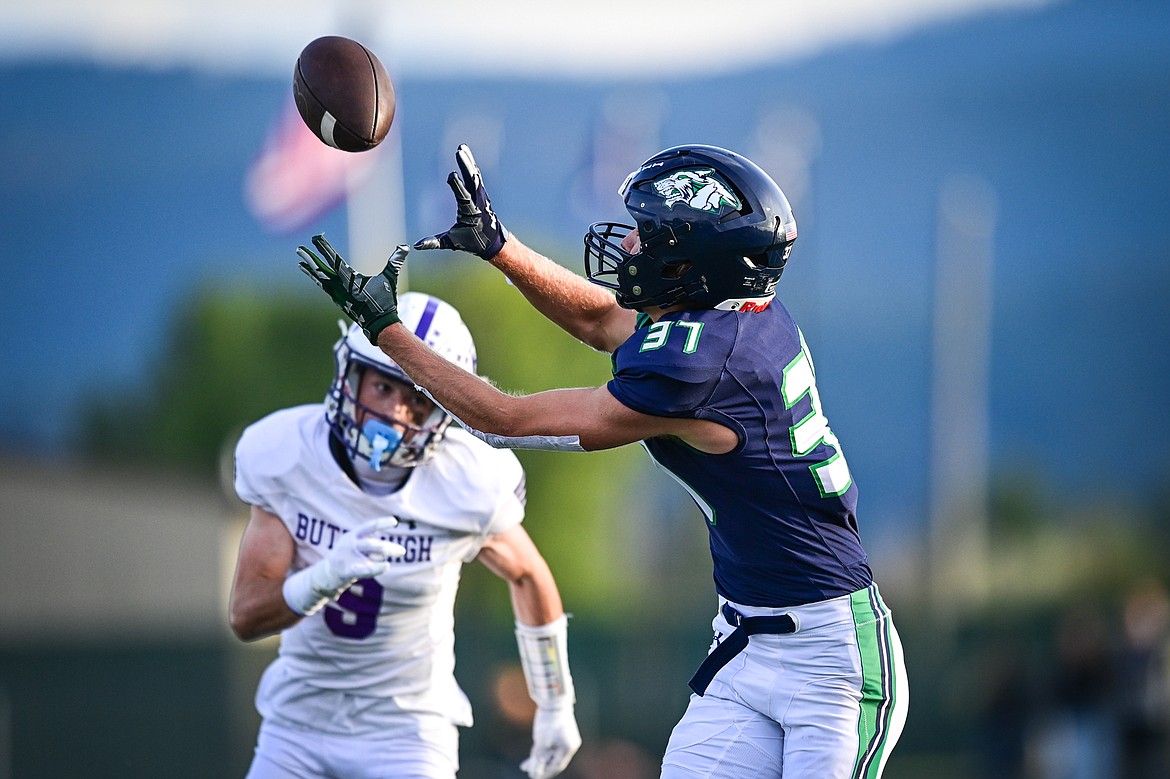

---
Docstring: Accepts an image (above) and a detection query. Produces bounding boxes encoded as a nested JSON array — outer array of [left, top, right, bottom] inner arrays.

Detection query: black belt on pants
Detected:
[[688, 603, 797, 696]]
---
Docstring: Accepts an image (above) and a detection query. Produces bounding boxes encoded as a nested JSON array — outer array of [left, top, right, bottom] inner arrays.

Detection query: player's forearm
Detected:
[[229, 578, 301, 641], [491, 237, 633, 353], [376, 326, 635, 452], [377, 323, 523, 436], [509, 563, 565, 628]]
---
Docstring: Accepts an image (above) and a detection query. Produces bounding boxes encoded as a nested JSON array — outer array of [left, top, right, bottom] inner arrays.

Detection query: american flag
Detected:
[[243, 100, 380, 234]]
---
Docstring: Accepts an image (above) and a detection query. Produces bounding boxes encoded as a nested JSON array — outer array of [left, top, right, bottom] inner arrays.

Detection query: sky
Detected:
[[0, 0, 1056, 78]]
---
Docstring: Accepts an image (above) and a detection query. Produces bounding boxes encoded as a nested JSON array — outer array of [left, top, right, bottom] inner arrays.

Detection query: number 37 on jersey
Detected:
[[639, 320, 853, 499]]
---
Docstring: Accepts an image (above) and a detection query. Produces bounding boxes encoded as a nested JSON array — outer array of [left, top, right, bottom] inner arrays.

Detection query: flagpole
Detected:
[[344, 126, 406, 286], [340, 5, 407, 290], [928, 174, 997, 618]]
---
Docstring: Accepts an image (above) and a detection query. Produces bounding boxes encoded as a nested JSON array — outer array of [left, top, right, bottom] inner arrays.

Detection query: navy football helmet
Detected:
[[326, 292, 477, 469], [584, 144, 797, 310]]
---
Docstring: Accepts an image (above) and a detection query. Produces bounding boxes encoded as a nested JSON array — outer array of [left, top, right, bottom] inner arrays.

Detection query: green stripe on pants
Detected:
[[850, 586, 898, 778]]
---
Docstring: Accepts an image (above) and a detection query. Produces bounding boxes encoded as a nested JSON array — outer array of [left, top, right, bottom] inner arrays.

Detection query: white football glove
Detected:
[[522, 703, 582, 779], [282, 516, 405, 616]]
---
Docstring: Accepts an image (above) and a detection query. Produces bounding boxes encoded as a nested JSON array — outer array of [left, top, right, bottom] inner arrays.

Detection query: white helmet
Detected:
[[325, 292, 477, 469]]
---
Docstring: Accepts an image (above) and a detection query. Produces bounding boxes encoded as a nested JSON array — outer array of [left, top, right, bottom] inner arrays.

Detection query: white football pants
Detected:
[[245, 716, 459, 779], [661, 584, 908, 779]]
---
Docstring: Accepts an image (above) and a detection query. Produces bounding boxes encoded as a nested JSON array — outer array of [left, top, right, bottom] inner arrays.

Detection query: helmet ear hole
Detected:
[[746, 250, 783, 270], [720, 182, 752, 220]]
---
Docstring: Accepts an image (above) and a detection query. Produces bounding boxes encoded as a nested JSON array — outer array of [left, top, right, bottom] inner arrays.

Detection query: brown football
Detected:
[[292, 36, 395, 152]]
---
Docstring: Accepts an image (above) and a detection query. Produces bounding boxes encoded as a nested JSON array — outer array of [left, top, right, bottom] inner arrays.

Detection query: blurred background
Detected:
[[1, 0, 1168, 777]]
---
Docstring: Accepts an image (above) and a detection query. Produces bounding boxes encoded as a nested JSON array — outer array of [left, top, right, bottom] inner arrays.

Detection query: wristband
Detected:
[[414, 386, 587, 453], [282, 565, 331, 617], [515, 615, 574, 707], [471, 430, 586, 452]]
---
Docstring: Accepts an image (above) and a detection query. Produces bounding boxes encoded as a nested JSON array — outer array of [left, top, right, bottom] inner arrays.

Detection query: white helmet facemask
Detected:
[[325, 292, 477, 470]]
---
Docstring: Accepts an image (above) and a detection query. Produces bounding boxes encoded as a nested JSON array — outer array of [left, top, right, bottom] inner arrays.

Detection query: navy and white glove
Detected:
[[414, 144, 509, 260], [282, 517, 405, 617], [297, 234, 409, 343]]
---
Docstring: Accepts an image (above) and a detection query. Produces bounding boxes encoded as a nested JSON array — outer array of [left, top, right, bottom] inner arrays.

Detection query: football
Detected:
[[292, 36, 395, 152]]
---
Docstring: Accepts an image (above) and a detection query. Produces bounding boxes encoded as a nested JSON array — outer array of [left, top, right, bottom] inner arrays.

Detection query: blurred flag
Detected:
[[244, 100, 379, 234]]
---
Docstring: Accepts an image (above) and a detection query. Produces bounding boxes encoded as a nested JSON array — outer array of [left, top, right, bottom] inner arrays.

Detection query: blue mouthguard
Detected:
[[363, 419, 403, 471]]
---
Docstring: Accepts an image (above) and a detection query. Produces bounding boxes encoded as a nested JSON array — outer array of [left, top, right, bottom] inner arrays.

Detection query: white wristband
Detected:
[[515, 615, 574, 708], [471, 430, 586, 452], [282, 565, 331, 617]]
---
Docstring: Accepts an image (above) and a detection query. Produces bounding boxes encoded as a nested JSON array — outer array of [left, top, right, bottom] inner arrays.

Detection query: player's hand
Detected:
[[521, 703, 581, 779], [283, 517, 406, 616], [313, 516, 405, 588], [414, 144, 509, 260], [298, 234, 409, 343]]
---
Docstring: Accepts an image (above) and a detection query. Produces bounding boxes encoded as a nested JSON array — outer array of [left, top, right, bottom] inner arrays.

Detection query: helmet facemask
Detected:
[[326, 356, 451, 471], [584, 221, 707, 309], [325, 292, 477, 470]]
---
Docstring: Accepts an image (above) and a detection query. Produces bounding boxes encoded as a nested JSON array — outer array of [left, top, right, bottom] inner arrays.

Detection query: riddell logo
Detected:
[[739, 300, 771, 313]]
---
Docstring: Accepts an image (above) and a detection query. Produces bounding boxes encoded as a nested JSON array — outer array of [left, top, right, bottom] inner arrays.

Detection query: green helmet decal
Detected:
[[652, 168, 741, 213]]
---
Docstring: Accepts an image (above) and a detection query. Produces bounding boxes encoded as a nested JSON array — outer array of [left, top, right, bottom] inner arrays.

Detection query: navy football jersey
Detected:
[[608, 302, 872, 606]]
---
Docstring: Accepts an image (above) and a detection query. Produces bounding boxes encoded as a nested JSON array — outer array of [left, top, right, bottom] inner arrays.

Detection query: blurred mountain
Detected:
[[1, 0, 1167, 540]]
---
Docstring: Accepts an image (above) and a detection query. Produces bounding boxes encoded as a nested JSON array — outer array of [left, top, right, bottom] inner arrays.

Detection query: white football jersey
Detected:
[[234, 404, 526, 736]]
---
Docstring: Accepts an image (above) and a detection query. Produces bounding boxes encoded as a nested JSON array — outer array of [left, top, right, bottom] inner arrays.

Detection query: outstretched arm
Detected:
[[376, 322, 735, 454], [488, 235, 636, 354], [299, 235, 737, 454], [415, 144, 636, 353]]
